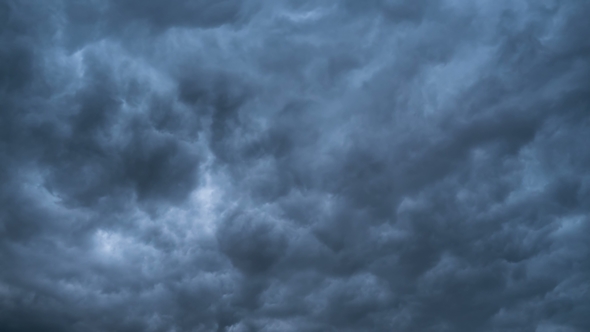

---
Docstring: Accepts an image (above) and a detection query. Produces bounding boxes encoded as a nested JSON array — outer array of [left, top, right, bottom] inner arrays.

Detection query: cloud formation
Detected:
[[1, 0, 589, 331]]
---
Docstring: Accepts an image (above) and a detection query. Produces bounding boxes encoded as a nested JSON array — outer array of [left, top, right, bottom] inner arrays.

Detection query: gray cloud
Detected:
[[1, 0, 589, 331]]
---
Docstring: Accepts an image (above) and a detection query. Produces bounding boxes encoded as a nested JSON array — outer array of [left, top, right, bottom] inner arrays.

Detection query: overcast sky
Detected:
[[1, 1, 589, 331]]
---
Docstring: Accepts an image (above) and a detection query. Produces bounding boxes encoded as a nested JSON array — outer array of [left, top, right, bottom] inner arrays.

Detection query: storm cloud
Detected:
[[1, 0, 589, 331]]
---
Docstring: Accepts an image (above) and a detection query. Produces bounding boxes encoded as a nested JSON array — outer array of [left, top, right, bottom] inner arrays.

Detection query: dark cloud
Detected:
[[64, 0, 253, 49], [1, 0, 589, 331]]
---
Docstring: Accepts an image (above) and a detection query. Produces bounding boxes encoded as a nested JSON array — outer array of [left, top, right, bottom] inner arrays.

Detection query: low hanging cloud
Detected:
[[1, 0, 589, 331]]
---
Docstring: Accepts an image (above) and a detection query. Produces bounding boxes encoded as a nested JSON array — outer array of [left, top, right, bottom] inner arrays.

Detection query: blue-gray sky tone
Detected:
[[1, 1, 589, 331]]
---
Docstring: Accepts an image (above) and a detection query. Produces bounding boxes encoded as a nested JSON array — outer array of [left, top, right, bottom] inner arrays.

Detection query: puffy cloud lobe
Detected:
[[218, 210, 288, 275], [1, 0, 590, 331]]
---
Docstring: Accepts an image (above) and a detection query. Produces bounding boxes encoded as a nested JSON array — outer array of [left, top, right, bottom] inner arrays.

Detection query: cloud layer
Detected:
[[1, 0, 589, 331]]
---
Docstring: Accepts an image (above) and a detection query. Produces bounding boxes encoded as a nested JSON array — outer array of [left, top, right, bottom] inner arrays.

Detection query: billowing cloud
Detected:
[[1, 0, 589, 331]]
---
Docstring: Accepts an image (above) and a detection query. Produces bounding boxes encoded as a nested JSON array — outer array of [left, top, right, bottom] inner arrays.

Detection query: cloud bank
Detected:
[[1, 0, 589, 331]]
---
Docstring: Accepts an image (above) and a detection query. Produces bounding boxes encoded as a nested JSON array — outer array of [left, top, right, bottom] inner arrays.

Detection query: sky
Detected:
[[0, 0, 589, 331]]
